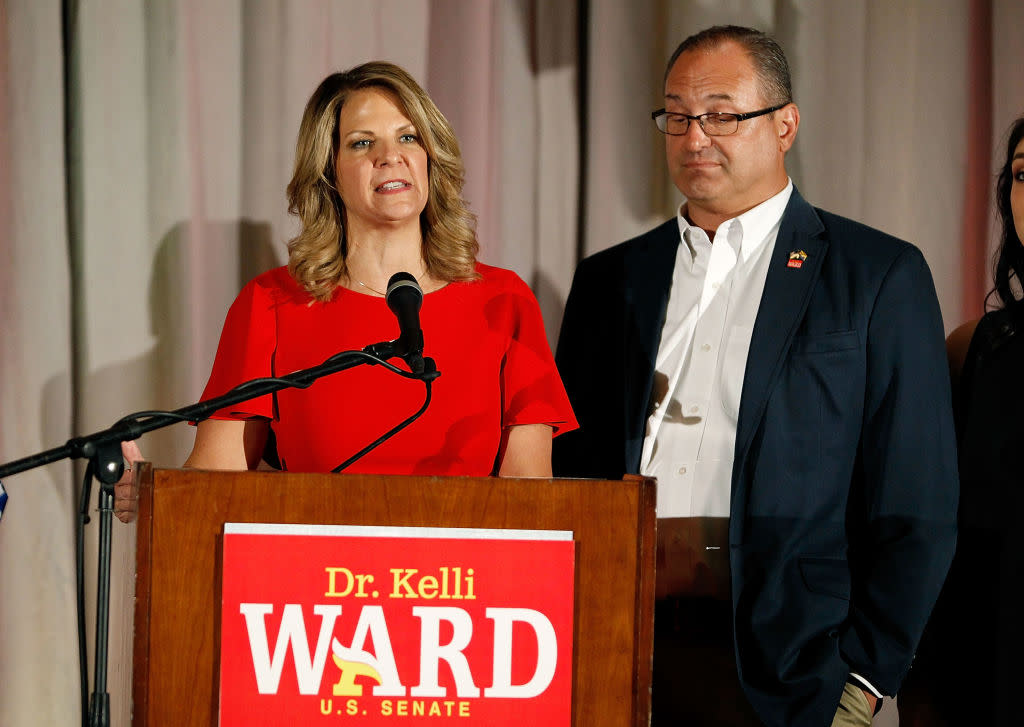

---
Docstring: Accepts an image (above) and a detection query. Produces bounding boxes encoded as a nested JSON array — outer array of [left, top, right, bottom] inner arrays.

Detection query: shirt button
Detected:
[[701, 343, 712, 352], [689, 405, 700, 414], [677, 465, 688, 475]]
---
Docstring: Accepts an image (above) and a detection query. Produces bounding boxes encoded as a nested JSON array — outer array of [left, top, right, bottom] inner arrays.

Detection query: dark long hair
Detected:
[[989, 115, 1024, 309]]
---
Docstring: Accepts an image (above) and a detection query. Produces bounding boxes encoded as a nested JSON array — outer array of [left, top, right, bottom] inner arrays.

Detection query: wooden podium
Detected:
[[131, 466, 656, 726]]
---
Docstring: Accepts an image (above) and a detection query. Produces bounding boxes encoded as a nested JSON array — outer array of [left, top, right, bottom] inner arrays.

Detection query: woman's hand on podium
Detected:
[[114, 439, 143, 523]]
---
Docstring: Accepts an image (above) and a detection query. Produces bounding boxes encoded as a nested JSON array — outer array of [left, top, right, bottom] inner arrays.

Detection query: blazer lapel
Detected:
[[732, 190, 827, 501], [623, 219, 680, 470]]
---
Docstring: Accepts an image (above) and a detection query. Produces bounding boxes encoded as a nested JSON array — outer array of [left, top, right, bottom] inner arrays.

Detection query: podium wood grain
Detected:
[[132, 465, 655, 727]]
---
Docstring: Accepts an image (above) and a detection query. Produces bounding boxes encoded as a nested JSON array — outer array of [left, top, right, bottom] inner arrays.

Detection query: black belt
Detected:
[[654, 595, 733, 646]]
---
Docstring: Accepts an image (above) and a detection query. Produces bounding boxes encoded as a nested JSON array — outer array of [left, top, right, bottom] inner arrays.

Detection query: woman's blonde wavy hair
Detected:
[[286, 62, 479, 301]]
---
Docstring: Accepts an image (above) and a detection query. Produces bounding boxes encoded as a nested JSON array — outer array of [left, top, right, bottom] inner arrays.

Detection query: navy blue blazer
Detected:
[[553, 188, 959, 727]]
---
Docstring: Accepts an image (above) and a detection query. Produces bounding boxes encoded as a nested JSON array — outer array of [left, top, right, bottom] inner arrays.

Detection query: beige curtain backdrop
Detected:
[[0, 1, 1021, 725]]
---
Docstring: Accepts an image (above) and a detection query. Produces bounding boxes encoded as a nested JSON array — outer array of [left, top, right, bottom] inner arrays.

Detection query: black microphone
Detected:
[[386, 272, 425, 373]]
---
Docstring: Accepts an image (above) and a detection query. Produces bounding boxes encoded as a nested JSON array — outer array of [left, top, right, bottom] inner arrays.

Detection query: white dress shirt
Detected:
[[639, 180, 884, 700], [640, 181, 793, 518]]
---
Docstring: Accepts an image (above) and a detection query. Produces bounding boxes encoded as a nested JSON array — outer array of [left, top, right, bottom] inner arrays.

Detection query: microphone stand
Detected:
[[0, 345, 439, 727]]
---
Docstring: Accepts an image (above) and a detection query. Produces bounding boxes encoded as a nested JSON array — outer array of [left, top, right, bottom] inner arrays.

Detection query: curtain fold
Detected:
[[0, 0, 78, 723]]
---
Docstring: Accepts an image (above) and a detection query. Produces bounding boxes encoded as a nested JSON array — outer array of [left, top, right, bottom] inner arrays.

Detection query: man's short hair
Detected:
[[665, 25, 792, 107]]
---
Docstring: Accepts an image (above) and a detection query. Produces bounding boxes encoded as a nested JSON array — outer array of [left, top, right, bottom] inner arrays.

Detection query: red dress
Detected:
[[200, 263, 577, 475]]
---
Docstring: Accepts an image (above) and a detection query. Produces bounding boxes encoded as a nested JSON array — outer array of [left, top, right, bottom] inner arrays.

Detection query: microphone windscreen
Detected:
[[386, 272, 423, 312]]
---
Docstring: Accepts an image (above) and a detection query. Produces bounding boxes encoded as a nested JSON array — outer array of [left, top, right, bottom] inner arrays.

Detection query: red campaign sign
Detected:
[[219, 524, 575, 726]]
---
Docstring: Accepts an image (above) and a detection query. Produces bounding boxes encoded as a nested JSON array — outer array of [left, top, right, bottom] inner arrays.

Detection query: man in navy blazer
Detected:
[[554, 26, 958, 727]]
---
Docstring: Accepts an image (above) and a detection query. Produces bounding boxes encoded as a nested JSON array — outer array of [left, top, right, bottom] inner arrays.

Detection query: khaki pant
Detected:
[[830, 682, 874, 727]]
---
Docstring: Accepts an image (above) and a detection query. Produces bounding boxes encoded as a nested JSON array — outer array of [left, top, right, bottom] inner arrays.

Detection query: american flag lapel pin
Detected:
[[787, 250, 808, 269]]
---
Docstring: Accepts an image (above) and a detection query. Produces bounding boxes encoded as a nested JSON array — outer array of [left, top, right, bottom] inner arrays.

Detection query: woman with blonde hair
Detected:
[[119, 62, 575, 491]]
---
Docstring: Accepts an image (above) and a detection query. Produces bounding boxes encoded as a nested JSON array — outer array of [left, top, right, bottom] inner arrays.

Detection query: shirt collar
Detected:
[[675, 179, 793, 263]]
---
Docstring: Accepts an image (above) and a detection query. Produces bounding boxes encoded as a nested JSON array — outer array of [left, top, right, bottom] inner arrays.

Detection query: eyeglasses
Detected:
[[651, 102, 789, 136]]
